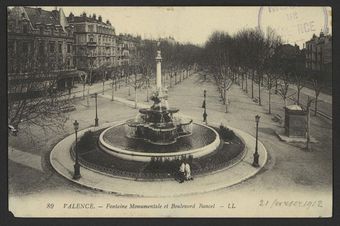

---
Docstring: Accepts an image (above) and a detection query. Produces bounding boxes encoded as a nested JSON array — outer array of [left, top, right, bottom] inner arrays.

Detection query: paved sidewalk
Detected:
[[8, 147, 43, 172], [50, 120, 267, 197]]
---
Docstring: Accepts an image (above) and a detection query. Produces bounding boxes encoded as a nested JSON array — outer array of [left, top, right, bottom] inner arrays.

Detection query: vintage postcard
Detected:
[[7, 6, 332, 217]]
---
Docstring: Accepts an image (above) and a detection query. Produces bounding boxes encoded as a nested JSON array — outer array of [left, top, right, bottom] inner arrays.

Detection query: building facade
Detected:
[[67, 12, 117, 73], [116, 34, 142, 66], [305, 32, 332, 79], [8, 7, 146, 94], [7, 6, 77, 96]]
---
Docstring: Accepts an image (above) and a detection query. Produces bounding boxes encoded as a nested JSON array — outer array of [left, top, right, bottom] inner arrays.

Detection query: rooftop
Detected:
[[68, 12, 112, 26], [23, 7, 60, 28]]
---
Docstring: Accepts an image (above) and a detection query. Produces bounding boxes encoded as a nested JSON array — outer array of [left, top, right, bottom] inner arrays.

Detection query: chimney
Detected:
[[93, 13, 96, 20], [68, 12, 74, 21], [82, 12, 86, 17], [98, 15, 102, 22], [37, 8, 42, 14], [320, 30, 324, 37]]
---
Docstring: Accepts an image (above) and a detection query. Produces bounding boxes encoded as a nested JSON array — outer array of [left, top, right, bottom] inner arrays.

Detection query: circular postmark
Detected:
[[258, 7, 329, 46]]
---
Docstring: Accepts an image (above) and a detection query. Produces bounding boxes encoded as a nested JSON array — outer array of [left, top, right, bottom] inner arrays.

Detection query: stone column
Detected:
[[156, 50, 162, 90]]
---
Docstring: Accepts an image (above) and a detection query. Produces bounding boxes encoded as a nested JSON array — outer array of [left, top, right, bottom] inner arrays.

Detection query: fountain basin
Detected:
[[99, 122, 220, 162]]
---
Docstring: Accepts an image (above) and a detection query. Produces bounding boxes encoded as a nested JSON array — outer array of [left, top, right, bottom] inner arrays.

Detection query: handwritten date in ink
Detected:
[[259, 199, 323, 209]]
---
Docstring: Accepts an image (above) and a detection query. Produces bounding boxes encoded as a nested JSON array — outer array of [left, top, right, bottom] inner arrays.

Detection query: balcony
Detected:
[[87, 41, 97, 48], [87, 53, 97, 58]]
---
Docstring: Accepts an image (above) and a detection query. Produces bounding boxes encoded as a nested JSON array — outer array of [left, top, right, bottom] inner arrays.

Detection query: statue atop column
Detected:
[[152, 41, 168, 110]]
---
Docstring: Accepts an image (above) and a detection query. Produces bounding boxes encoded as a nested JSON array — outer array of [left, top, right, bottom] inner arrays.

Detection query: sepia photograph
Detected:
[[6, 5, 333, 218]]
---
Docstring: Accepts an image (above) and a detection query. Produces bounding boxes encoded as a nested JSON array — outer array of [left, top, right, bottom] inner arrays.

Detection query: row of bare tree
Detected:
[[8, 48, 73, 132], [107, 39, 199, 108], [201, 28, 328, 116]]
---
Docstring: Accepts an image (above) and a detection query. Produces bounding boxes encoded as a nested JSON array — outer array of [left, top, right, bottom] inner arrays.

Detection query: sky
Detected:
[[38, 6, 331, 48]]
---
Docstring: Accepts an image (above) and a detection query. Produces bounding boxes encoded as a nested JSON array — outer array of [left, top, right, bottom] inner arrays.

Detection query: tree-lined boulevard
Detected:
[[7, 24, 332, 217], [8, 70, 331, 199]]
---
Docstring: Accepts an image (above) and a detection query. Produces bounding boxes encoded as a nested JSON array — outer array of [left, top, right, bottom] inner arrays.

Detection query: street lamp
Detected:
[[252, 115, 260, 167], [202, 89, 206, 108], [94, 93, 99, 126], [202, 90, 207, 124], [111, 75, 115, 101], [73, 120, 81, 180]]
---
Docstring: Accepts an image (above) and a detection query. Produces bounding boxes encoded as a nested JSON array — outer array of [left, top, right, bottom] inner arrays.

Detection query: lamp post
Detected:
[[111, 75, 115, 101], [252, 115, 260, 167], [73, 120, 81, 180], [94, 93, 99, 126], [203, 90, 207, 124], [102, 71, 105, 95]]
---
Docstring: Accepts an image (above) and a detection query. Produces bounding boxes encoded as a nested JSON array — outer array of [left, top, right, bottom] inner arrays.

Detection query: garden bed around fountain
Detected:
[[71, 125, 245, 180]]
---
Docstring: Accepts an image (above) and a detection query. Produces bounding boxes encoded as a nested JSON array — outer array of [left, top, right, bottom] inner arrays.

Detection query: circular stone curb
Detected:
[[50, 121, 268, 197], [99, 122, 220, 162]]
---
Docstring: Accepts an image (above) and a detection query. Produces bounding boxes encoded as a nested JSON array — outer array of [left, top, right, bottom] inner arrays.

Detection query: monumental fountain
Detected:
[[98, 44, 221, 162], [49, 43, 263, 194]]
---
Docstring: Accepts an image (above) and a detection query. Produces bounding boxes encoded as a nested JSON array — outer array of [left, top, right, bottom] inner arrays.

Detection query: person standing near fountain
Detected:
[[185, 161, 193, 181], [179, 161, 186, 183]]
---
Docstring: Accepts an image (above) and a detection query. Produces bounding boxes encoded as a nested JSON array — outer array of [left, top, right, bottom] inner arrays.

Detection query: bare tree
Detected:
[[262, 27, 282, 113], [305, 96, 314, 151], [277, 74, 291, 106], [77, 71, 87, 99], [127, 66, 147, 108], [222, 69, 233, 113], [8, 48, 72, 133], [294, 73, 306, 105], [311, 71, 324, 116], [263, 73, 278, 114], [292, 49, 307, 105]]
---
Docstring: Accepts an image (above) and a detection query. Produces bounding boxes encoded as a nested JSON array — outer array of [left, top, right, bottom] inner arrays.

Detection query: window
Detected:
[[8, 41, 15, 53], [23, 24, 28, 33], [22, 42, 29, 54], [66, 58, 71, 69], [40, 27, 44, 35], [8, 21, 14, 32], [49, 42, 55, 53], [67, 43, 71, 53], [58, 42, 62, 53], [89, 35, 94, 42], [88, 25, 94, 32], [38, 41, 44, 54]]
